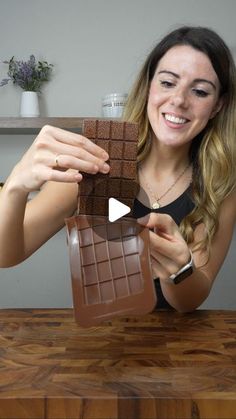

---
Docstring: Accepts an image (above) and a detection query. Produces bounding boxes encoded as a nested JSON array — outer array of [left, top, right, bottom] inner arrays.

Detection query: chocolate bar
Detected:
[[65, 215, 157, 327], [79, 119, 139, 216]]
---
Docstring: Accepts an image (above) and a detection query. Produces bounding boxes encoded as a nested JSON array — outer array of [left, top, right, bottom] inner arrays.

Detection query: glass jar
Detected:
[[102, 93, 128, 118]]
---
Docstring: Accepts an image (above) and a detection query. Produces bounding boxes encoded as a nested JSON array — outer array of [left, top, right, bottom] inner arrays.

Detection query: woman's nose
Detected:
[[170, 89, 189, 108]]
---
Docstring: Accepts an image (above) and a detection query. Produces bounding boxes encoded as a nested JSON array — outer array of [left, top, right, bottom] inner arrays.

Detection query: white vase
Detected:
[[20, 91, 40, 117]]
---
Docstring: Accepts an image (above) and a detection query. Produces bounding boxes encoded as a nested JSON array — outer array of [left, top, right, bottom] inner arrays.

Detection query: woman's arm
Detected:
[[0, 178, 78, 267], [138, 190, 236, 312], [0, 125, 110, 267]]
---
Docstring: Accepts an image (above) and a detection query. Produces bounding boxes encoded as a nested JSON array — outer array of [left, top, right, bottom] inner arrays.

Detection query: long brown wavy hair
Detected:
[[123, 26, 236, 254]]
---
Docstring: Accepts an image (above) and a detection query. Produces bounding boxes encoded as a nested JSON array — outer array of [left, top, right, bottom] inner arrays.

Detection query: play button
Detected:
[[77, 177, 150, 242], [108, 198, 131, 222]]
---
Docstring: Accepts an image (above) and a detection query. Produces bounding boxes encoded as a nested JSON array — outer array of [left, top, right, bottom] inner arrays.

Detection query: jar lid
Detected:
[[102, 93, 128, 101]]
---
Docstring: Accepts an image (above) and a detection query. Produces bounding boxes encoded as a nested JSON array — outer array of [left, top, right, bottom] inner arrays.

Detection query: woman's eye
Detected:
[[193, 89, 209, 97], [160, 80, 174, 88]]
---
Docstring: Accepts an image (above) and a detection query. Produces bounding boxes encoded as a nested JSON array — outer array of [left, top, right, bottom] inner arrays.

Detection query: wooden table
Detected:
[[0, 309, 235, 418]]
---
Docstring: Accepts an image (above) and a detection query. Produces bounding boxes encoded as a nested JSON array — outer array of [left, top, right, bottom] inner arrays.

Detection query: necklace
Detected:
[[140, 163, 191, 209]]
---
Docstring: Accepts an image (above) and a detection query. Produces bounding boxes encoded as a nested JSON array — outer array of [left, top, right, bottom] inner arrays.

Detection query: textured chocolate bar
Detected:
[[79, 119, 139, 216], [65, 215, 157, 327]]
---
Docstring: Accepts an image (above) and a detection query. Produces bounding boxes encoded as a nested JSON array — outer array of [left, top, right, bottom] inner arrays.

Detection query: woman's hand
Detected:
[[138, 213, 191, 282], [10, 125, 110, 193]]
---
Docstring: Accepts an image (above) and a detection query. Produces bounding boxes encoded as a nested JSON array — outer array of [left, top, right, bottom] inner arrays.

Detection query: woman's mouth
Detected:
[[163, 113, 189, 125]]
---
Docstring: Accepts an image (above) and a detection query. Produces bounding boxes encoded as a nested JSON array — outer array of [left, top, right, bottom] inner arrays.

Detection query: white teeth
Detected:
[[164, 114, 187, 124]]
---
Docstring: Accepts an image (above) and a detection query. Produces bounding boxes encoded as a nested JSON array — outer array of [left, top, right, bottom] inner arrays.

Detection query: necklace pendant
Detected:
[[152, 201, 160, 209]]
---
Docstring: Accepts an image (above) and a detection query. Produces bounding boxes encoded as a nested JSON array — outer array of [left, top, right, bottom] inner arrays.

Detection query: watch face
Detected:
[[173, 266, 193, 284]]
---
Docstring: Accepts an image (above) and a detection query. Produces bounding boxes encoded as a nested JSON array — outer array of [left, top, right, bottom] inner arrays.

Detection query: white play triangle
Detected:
[[108, 198, 131, 222]]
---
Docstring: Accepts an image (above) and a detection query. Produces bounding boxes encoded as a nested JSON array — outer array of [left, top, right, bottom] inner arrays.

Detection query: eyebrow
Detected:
[[157, 70, 216, 90]]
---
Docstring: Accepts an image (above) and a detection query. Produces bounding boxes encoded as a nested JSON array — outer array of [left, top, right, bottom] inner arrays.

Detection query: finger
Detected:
[[137, 214, 150, 226], [150, 247, 180, 275], [33, 143, 109, 175], [138, 212, 176, 232], [39, 166, 83, 183], [41, 125, 109, 160], [151, 257, 168, 281], [149, 230, 189, 265], [138, 212, 182, 240], [53, 154, 109, 175], [51, 145, 110, 173]]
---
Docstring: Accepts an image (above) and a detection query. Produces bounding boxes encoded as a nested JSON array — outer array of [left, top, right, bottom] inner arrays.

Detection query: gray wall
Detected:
[[0, 0, 235, 309]]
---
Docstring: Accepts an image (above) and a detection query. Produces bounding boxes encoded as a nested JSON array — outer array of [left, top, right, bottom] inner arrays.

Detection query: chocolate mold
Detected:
[[66, 215, 157, 327]]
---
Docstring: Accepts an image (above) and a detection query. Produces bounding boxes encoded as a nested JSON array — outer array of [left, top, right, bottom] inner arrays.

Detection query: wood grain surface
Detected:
[[0, 309, 235, 418]]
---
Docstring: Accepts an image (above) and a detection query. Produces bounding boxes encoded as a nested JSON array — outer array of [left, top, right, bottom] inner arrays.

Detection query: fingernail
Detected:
[[137, 214, 150, 225], [101, 163, 110, 173], [75, 173, 82, 181], [102, 151, 109, 160]]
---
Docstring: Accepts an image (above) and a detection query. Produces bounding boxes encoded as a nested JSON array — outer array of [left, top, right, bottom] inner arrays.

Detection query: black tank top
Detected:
[[133, 186, 195, 309]]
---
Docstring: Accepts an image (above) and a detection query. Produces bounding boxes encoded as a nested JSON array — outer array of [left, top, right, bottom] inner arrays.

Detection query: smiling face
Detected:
[[147, 45, 223, 148]]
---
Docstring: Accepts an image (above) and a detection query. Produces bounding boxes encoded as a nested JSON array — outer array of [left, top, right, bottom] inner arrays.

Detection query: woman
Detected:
[[0, 26, 235, 312], [125, 26, 236, 311]]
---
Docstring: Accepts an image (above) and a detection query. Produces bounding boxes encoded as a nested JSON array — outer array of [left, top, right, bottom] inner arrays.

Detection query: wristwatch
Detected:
[[168, 250, 195, 285]]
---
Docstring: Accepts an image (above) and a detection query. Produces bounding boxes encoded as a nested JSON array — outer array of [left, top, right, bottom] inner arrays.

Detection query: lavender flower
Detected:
[[0, 55, 53, 92]]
